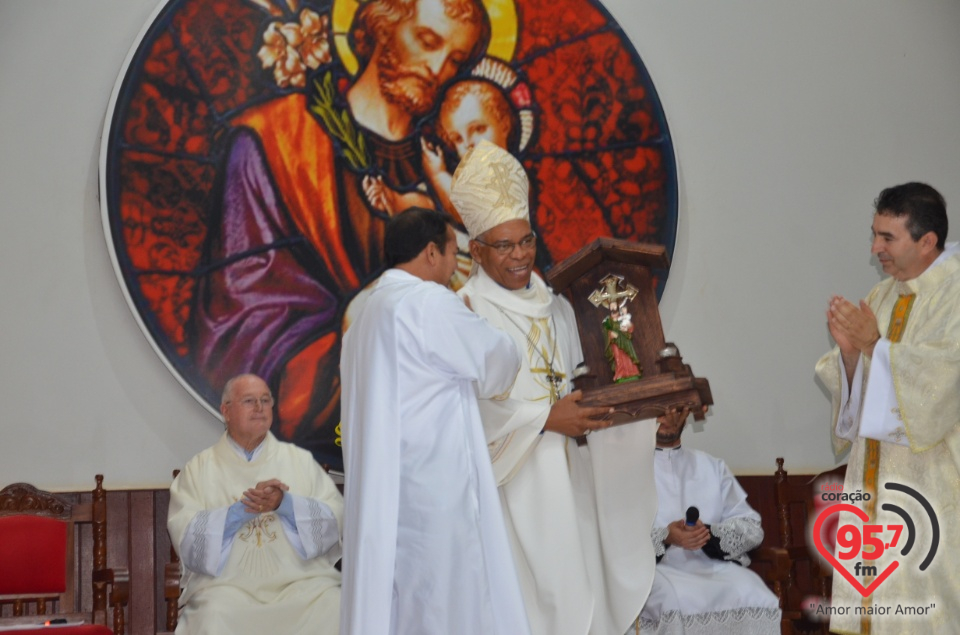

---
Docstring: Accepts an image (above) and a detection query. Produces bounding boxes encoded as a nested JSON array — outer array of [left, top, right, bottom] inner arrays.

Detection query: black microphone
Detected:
[[685, 506, 699, 527]]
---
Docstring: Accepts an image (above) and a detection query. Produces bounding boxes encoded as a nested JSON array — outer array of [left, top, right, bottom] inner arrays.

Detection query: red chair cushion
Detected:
[[1, 627, 112, 635], [0, 515, 67, 594]]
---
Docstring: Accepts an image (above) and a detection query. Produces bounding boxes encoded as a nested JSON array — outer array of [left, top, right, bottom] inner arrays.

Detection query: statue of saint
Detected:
[[603, 303, 641, 382]]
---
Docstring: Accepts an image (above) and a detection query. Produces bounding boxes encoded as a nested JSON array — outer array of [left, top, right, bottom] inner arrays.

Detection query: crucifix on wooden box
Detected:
[[545, 237, 712, 426]]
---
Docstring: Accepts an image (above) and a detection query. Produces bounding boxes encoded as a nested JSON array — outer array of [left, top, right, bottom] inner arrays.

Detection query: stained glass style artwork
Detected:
[[100, 0, 676, 469]]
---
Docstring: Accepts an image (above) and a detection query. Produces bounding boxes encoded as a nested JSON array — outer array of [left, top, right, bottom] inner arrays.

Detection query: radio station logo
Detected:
[[812, 481, 939, 598]]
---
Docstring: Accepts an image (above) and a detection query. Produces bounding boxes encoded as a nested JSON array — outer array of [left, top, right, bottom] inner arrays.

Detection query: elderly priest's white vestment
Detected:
[[639, 446, 780, 635], [815, 243, 960, 634], [459, 267, 658, 635], [340, 269, 529, 635], [168, 432, 343, 635]]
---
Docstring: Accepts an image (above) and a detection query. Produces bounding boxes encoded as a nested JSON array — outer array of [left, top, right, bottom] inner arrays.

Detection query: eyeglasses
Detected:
[[230, 396, 275, 409], [474, 232, 537, 256]]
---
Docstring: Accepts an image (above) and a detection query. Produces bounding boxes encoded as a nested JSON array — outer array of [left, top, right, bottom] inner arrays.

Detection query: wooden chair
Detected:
[[732, 477, 791, 624], [160, 541, 180, 634], [750, 544, 792, 610], [0, 475, 129, 635], [159, 469, 181, 635], [773, 457, 845, 635]]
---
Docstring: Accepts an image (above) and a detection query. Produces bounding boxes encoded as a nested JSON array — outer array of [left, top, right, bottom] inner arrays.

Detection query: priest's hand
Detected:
[[242, 479, 290, 514], [665, 519, 710, 551], [543, 390, 613, 438], [828, 296, 881, 356], [826, 295, 857, 357]]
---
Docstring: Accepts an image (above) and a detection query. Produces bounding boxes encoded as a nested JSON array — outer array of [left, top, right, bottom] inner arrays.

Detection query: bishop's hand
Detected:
[[543, 389, 613, 438]]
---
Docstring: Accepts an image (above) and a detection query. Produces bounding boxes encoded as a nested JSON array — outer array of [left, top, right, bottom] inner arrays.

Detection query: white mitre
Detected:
[[449, 139, 530, 239]]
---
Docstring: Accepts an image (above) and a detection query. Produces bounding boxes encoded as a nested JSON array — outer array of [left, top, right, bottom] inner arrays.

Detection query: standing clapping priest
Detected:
[[815, 182, 960, 633], [339, 208, 530, 635], [451, 139, 659, 635]]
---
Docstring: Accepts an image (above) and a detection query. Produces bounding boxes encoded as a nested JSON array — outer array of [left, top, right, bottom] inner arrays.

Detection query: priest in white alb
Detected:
[[640, 406, 780, 634], [816, 182, 960, 634], [451, 140, 659, 635], [168, 373, 343, 635], [339, 208, 530, 635]]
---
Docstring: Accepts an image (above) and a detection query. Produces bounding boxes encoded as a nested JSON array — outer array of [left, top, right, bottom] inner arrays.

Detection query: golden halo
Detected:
[[332, 0, 518, 76]]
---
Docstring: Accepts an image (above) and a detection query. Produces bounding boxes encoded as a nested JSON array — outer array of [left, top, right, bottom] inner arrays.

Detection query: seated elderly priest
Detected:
[[634, 407, 780, 635], [168, 373, 343, 635]]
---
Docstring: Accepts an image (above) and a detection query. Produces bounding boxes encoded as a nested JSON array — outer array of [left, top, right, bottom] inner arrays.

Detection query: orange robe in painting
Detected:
[[189, 94, 424, 462]]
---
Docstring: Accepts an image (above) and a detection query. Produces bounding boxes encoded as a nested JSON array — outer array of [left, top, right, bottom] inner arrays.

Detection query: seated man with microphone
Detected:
[[635, 407, 780, 634]]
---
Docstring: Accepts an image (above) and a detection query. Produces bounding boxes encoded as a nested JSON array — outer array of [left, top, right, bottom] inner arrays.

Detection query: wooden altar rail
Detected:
[[0, 466, 836, 635]]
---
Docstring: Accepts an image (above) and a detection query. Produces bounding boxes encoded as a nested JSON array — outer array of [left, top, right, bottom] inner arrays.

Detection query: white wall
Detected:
[[608, 0, 960, 473], [0, 0, 222, 490], [1, 0, 958, 489]]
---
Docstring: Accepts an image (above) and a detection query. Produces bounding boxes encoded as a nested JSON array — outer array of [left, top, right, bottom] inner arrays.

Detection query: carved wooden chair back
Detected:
[[0, 475, 128, 634]]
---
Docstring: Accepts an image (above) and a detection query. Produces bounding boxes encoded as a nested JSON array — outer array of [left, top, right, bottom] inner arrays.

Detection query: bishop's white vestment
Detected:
[[815, 243, 960, 634], [340, 269, 530, 635], [459, 267, 658, 635], [168, 432, 343, 635], [639, 446, 780, 634]]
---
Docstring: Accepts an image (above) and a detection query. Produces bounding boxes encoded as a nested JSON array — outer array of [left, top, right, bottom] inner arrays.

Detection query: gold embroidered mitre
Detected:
[[450, 139, 530, 239]]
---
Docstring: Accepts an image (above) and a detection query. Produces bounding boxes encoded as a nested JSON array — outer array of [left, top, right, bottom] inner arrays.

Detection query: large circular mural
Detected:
[[100, 0, 677, 470]]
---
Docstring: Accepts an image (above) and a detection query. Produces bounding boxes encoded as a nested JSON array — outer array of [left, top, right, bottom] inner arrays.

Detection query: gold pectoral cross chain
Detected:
[[531, 365, 566, 404], [496, 308, 565, 404]]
